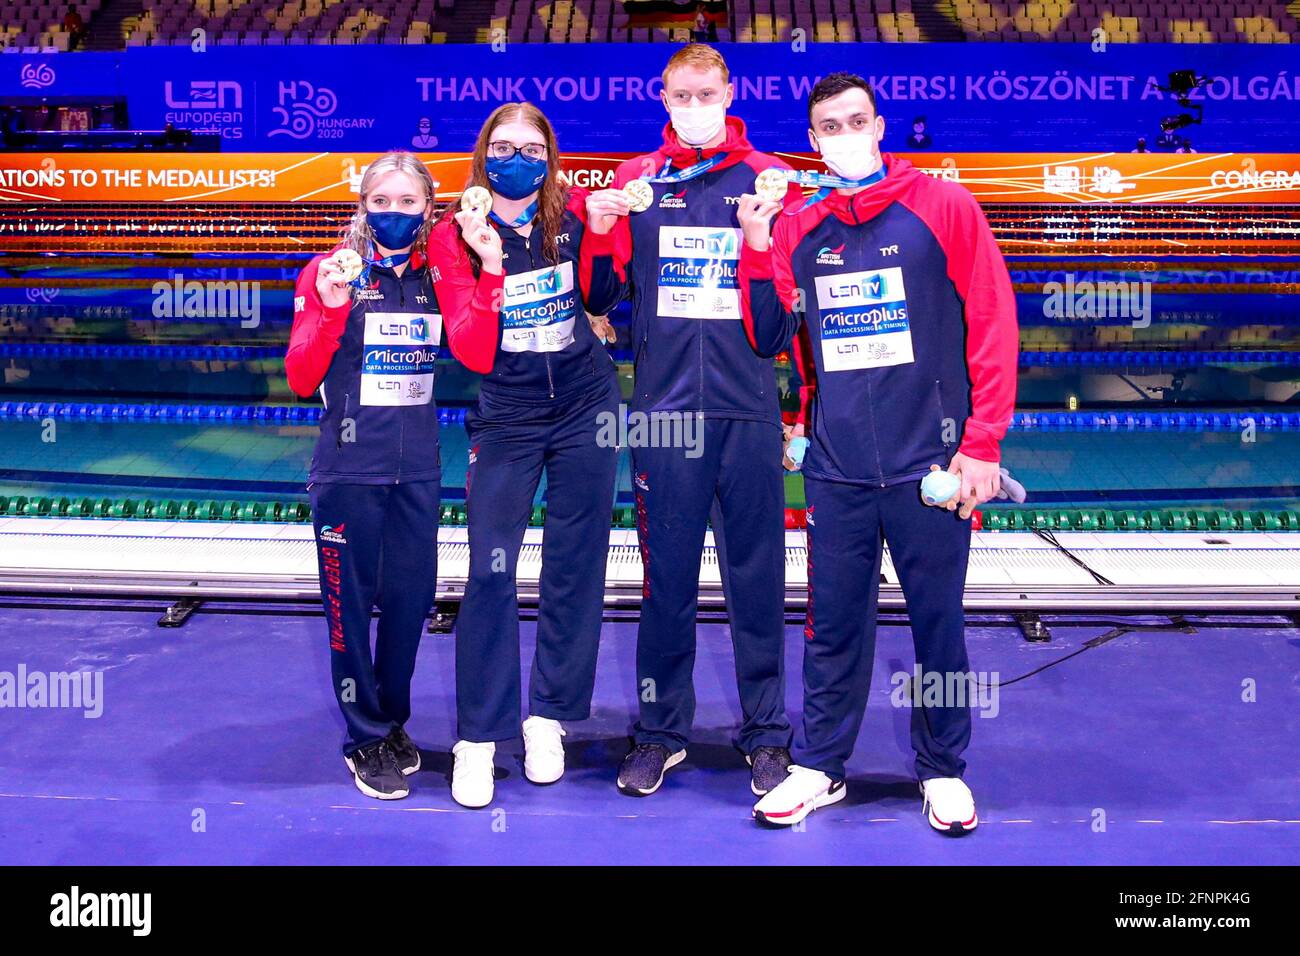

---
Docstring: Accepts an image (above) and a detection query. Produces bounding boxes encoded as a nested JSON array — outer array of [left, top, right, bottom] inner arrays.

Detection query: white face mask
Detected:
[[816, 132, 881, 182], [669, 103, 726, 147]]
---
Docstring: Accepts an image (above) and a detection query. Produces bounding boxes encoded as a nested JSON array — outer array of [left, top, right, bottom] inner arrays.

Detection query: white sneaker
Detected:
[[521, 715, 566, 784], [752, 764, 847, 826], [920, 777, 978, 833], [451, 740, 496, 809]]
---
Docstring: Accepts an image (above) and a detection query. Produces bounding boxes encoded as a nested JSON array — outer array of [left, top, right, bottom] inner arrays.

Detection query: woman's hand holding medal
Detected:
[[585, 188, 632, 236], [316, 248, 361, 309], [456, 186, 504, 274]]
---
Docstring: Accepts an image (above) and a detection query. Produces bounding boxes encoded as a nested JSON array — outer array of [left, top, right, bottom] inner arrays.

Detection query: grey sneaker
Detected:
[[747, 745, 793, 796], [616, 743, 686, 796]]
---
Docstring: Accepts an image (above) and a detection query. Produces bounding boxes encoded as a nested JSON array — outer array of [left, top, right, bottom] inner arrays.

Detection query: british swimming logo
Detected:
[[816, 244, 846, 267], [320, 524, 347, 544], [658, 188, 687, 210]]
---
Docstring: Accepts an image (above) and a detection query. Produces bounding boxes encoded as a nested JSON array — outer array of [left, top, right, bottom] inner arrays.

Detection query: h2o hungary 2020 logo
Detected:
[[269, 80, 375, 141]]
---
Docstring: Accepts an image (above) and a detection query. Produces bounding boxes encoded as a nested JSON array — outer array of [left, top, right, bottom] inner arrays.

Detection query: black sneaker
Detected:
[[747, 745, 793, 796], [343, 740, 410, 800], [386, 725, 422, 776], [617, 743, 686, 797]]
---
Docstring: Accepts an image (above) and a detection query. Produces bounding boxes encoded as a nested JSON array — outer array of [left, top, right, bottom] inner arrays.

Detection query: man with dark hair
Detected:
[[736, 72, 1018, 831], [806, 71, 877, 123]]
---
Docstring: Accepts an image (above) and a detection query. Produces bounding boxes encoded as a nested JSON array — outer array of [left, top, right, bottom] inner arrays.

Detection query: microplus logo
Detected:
[[0, 666, 103, 718], [50, 886, 151, 936]]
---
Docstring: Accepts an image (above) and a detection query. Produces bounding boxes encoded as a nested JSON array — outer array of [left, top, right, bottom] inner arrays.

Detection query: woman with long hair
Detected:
[[427, 102, 623, 808], [286, 151, 497, 800]]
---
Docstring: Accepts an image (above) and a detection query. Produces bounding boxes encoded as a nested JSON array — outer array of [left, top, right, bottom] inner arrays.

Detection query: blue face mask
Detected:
[[485, 153, 548, 200], [366, 210, 424, 250]]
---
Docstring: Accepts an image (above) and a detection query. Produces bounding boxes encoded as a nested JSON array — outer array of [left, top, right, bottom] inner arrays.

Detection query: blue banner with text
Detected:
[[5, 42, 1298, 152]]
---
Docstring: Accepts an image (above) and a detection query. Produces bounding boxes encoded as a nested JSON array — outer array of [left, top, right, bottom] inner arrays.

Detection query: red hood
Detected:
[[657, 115, 755, 171], [818, 154, 923, 222]]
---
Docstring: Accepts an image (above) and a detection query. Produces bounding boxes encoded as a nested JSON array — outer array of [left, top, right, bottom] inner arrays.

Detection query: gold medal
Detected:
[[460, 185, 492, 219], [330, 248, 364, 284], [623, 179, 654, 213], [754, 168, 790, 203]]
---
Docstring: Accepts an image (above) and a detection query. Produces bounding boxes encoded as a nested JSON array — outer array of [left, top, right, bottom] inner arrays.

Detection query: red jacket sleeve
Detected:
[[285, 251, 351, 398], [426, 218, 503, 375], [790, 321, 818, 427], [738, 207, 807, 359], [764, 160, 814, 425], [568, 186, 624, 316], [579, 154, 662, 286], [903, 181, 1019, 462]]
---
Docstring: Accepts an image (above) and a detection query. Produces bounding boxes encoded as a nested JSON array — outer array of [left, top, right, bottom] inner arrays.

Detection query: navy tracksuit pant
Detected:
[[795, 476, 973, 782], [455, 372, 620, 742], [632, 417, 791, 754], [310, 479, 441, 754]]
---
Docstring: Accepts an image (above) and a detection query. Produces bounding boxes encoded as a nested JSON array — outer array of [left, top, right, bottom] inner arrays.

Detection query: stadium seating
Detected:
[[0, 1, 102, 52], [3, 1, 1299, 51]]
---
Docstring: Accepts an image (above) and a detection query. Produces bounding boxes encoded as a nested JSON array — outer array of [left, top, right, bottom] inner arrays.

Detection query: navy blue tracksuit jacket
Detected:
[[429, 189, 622, 743], [738, 154, 1019, 780], [582, 117, 802, 753], [288, 247, 466, 754]]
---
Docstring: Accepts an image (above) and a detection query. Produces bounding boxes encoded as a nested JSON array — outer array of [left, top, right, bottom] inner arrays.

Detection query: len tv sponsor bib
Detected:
[[656, 226, 741, 320], [500, 261, 578, 353], [813, 267, 914, 371], [361, 311, 442, 406]]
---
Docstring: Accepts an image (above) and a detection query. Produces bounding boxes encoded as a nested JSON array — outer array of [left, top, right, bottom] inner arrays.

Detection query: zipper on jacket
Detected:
[[397, 274, 406, 483], [864, 375, 886, 487], [854, 223, 886, 486], [337, 392, 350, 449], [524, 234, 555, 398]]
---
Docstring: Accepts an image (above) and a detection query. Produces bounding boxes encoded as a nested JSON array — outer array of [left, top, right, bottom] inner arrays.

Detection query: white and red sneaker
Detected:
[[752, 765, 846, 826], [920, 777, 978, 834]]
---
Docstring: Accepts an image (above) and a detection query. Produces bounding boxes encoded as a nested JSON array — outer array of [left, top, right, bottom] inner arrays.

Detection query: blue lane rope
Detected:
[[1, 342, 1296, 368], [0, 403, 1295, 432], [0, 402, 471, 426], [0, 343, 282, 361]]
